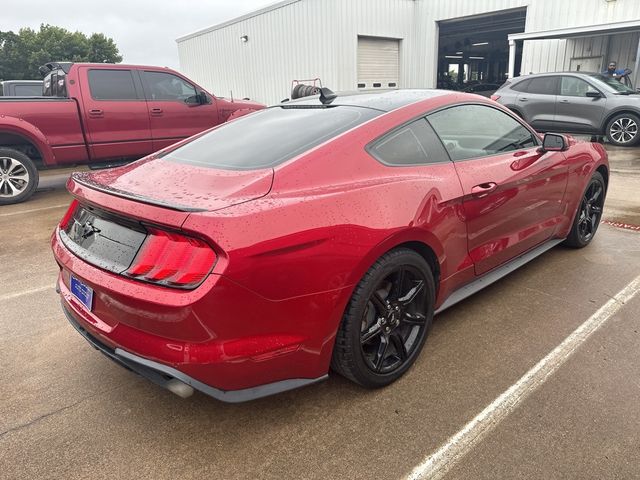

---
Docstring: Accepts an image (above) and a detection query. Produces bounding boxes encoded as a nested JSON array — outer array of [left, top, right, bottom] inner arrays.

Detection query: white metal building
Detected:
[[176, 0, 640, 105]]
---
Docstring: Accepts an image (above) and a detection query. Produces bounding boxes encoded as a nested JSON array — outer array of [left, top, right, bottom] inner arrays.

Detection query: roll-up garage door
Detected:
[[357, 36, 399, 90]]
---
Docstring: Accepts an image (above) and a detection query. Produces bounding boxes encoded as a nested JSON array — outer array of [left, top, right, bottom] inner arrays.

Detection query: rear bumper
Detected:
[[61, 302, 327, 403], [52, 223, 343, 391]]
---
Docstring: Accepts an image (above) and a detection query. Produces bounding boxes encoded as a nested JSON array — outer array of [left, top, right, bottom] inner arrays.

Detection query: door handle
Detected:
[[560, 99, 570, 103], [518, 97, 528, 102], [88, 108, 103, 118], [471, 182, 498, 197], [150, 107, 163, 115]]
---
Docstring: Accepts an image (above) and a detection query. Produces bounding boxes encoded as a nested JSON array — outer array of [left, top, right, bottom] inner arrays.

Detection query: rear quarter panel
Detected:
[[556, 139, 609, 238]]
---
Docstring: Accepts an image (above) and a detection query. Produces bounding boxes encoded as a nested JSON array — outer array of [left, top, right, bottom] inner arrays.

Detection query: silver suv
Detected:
[[493, 72, 640, 146]]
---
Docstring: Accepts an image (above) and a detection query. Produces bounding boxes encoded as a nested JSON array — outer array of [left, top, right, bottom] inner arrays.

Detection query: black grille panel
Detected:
[[61, 206, 147, 274]]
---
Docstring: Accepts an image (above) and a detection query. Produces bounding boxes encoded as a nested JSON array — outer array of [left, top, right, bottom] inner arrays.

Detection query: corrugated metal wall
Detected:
[[523, 33, 640, 75], [177, 0, 416, 105], [517, 0, 640, 75], [177, 0, 640, 105]]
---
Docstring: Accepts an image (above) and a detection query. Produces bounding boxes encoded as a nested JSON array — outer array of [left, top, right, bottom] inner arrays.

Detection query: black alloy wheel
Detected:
[[332, 249, 435, 388], [564, 171, 606, 248]]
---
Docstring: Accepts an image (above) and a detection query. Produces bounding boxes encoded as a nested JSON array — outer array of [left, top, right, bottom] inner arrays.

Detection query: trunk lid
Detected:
[[73, 157, 273, 213]]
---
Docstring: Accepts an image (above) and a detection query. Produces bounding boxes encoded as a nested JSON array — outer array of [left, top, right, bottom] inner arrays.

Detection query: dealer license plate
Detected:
[[70, 275, 93, 311]]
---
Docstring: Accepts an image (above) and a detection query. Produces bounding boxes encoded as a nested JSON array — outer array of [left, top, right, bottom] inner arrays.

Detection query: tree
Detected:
[[0, 24, 122, 80]]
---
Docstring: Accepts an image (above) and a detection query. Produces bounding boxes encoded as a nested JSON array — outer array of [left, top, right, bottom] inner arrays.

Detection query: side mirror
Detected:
[[586, 90, 602, 98], [196, 91, 209, 104], [541, 133, 568, 152]]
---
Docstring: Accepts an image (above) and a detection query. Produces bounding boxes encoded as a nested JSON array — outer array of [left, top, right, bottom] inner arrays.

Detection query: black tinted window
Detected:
[[427, 104, 538, 161], [526, 76, 559, 95], [143, 71, 197, 102], [88, 70, 138, 100], [369, 118, 449, 165], [164, 106, 380, 170], [510, 79, 531, 92]]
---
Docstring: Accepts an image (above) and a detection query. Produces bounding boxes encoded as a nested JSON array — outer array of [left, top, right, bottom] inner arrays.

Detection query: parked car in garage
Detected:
[[52, 89, 608, 402], [0, 62, 264, 205], [492, 72, 640, 147], [0, 80, 43, 97]]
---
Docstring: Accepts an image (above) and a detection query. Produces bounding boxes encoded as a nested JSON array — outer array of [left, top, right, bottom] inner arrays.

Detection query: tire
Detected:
[[331, 248, 435, 388], [0, 148, 39, 205], [563, 171, 605, 248], [291, 84, 303, 99], [605, 113, 640, 147]]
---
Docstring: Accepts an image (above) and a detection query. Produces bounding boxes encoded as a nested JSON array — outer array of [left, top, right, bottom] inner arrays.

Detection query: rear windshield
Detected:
[[163, 105, 381, 170]]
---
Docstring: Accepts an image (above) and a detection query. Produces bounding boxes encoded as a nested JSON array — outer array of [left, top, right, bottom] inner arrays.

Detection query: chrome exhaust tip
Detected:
[[166, 379, 194, 398]]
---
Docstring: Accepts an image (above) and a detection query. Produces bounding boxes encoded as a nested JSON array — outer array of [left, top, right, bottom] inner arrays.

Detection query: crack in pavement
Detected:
[[0, 399, 86, 440], [0, 387, 122, 441]]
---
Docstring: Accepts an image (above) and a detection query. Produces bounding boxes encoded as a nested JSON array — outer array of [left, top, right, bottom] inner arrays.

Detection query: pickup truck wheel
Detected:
[[0, 148, 39, 205]]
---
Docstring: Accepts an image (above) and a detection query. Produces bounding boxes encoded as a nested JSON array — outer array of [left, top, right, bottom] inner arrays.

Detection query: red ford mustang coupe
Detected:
[[51, 89, 608, 402]]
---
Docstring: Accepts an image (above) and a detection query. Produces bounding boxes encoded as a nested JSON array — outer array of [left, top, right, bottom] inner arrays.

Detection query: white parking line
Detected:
[[0, 204, 68, 218], [407, 274, 640, 480], [0, 285, 53, 303]]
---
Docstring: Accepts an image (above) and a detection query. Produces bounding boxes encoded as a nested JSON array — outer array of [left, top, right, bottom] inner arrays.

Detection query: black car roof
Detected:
[[282, 89, 451, 112]]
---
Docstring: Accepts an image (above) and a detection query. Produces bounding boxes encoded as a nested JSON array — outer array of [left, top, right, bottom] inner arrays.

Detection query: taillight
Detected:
[[59, 200, 79, 229], [125, 228, 217, 289], [490, 94, 501, 101]]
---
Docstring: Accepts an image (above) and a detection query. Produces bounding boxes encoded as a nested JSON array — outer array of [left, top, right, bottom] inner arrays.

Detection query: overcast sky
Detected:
[[2, 0, 277, 70]]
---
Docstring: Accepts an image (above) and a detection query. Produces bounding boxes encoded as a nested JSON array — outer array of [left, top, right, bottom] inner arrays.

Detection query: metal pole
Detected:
[[508, 39, 517, 78], [633, 33, 640, 89]]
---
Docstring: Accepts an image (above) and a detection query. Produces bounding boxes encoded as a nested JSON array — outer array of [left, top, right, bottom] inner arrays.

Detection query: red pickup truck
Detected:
[[0, 62, 264, 205]]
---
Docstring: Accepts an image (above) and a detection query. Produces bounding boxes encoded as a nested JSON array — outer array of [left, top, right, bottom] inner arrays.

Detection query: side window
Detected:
[[143, 71, 197, 102], [526, 76, 559, 95], [510, 78, 531, 92], [368, 118, 450, 166], [560, 77, 599, 97], [15, 85, 42, 96], [88, 70, 138, 100], [427, 104, 538, 161]]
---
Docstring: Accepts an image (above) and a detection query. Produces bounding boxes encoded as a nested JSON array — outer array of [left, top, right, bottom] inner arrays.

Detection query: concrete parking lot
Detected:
[[1, 145, 639, 480]]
